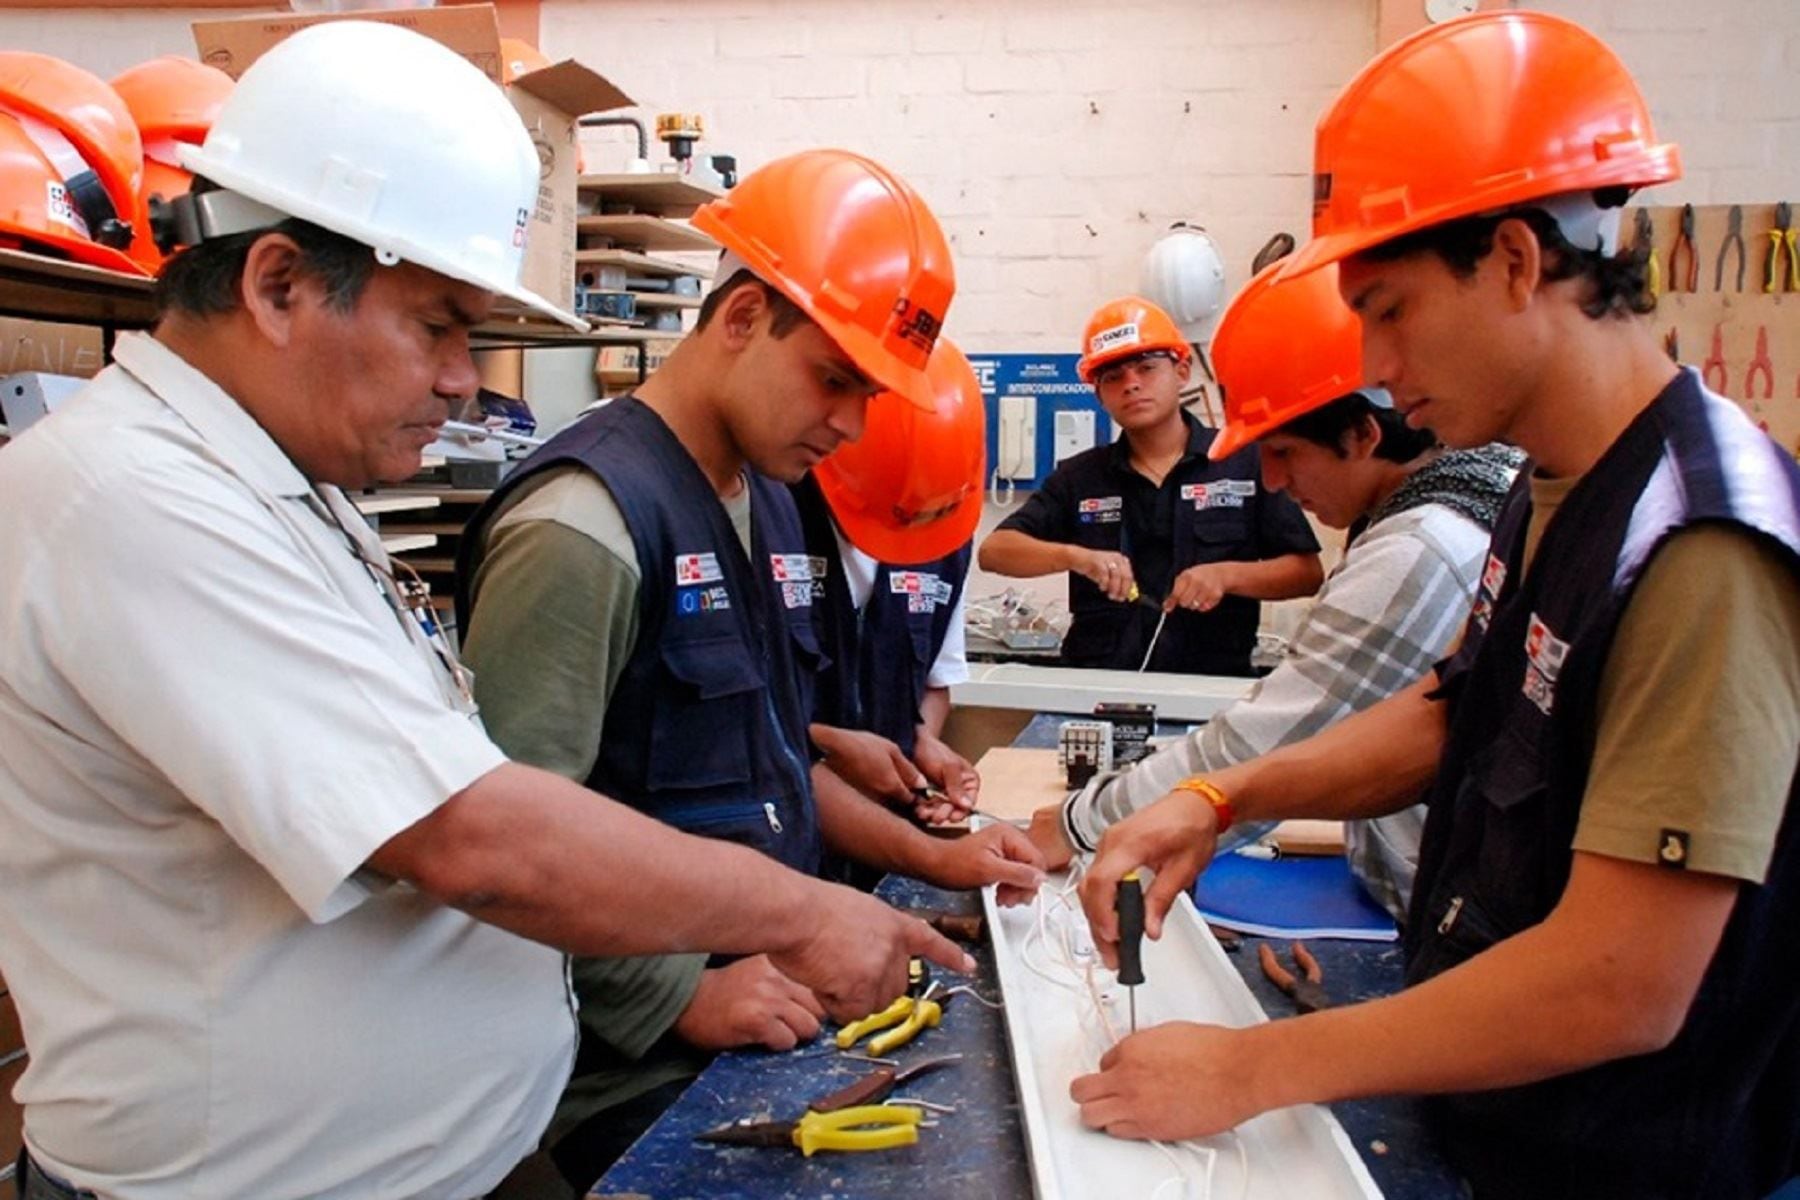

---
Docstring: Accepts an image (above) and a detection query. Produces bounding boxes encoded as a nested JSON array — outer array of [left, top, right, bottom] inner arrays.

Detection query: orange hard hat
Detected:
[[1077, 295, 1192, 384], [690, 148, 954, 413], [1209, 261, 1369, 460], [1283, 10, 1680, 279], [111, 56, 233, 271], [498, 38, 552, 85], [814, 337, 986, 565], [0, 52, 142, 256], [0, 111, 146, 274]]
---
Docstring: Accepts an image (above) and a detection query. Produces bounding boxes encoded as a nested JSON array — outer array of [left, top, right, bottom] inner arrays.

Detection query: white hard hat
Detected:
[[1139, 222, 1227, 343], [180, 21, 583, 329]]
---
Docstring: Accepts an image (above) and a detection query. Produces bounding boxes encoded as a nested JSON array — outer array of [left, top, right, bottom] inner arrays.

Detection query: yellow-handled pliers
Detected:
[[695, 1104, 926, 1157], [835, 958, 928, 1050], [1767, 201, 1798, 294], [867, 983, 951, 1057]]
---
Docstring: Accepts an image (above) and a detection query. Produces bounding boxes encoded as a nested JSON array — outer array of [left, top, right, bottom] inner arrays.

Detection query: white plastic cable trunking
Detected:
[[982, 865, 1385, 1200]]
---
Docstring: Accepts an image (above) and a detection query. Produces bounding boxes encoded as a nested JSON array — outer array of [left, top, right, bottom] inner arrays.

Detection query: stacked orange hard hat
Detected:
[[1208, 261, 1375, 460], [814, 337, 986, 565], [1281, 10, 1680, 280], [111, 56, 233, 270], [0, 51, 146, 275], [1076, 296, 1192, 384], [690, 148, 955, 413]]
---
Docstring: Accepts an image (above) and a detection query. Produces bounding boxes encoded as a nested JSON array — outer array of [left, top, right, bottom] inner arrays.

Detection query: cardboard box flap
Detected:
[[511, 60, 633, 118], [194, 5, 504, 82]]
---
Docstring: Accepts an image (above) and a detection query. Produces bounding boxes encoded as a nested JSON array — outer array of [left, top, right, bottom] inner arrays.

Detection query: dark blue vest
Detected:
[[1053, 426, 1279, 676], [790, 474, 969, 759], [456, 397, 823, 875], [1406, 371, 1800, 1198]]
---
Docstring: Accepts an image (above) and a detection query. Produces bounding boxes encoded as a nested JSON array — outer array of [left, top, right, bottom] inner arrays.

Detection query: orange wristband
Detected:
[[1172, 776, 1234, 834]]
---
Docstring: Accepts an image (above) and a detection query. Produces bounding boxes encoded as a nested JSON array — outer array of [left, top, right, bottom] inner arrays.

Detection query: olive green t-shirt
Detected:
[[1524, 475, 1800, 882]]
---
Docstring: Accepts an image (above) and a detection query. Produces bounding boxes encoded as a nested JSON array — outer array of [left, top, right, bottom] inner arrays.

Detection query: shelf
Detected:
[[0, 247, 156, 327], [353, 494, 441, 517], [381, 486, 496, 504], [628, 292, 702, 311], [574, 248, 712, 280], [380, 533, 438, 554], [377, 521, 469, 536], [575, 173, 724, 217], [576, 214, 716, 254]]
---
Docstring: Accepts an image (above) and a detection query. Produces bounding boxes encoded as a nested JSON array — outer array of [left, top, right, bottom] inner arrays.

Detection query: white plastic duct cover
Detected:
[[1140, 221, 1227, 343]]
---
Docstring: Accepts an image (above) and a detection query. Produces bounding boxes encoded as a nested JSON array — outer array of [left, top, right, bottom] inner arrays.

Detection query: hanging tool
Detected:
[[1259, 941, 1330, 1015], [1633, 209, 1661, 301], [1767, 202, 1798, 294], [1667, 204, 1699, 293], [695, 1104, 926, 1156], [1116, 870, 1146, 1033], [1715, 205, 1747, 292], [809, 1054, 962, 1113], [1663, 327, 1680, 364], [1746, 326, 1774, 400], [1703, 323, 1729, 394]]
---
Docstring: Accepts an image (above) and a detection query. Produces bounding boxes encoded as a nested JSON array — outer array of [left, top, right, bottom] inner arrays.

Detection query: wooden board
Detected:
[[379, 533, 437, 555], [627, 291, 702, 310], [1272, 819, 1348, 857], [971, 746, 1068, 823], [576, 214, 716, 253], [576, 173, 724, 217], [1624, 203, 1800, 460], [573, 247, 711, 280], [352, 494, 440, 517]]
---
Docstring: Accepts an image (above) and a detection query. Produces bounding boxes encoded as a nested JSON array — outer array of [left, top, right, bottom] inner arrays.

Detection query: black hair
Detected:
[[1357, 188, 1650, 319], [694, 268, 810, 336], [155, 216, 376, 320], [1273, 392, 1437, 464]]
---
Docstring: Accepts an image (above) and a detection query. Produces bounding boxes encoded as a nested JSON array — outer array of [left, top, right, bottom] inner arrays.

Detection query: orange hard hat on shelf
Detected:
[[0, 51, 143, 258], [111, 56, 234, 271], [1282, 10, 1681, 279], [498, 38, 552, 84], [0, 111, 146, 274], [814, 336, 986, 565], [1209, 261, 1370, 460], [690, 148, 955, 413], [1077, 295, 1192, 384]]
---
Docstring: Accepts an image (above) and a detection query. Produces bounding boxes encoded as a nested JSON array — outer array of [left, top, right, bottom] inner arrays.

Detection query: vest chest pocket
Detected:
[[1182, 507, 1252, 563], [647, 635, 764, 790]]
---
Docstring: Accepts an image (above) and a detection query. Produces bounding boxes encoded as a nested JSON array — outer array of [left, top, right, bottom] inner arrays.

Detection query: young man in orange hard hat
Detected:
[[1073, 13, 1800, 1198], [1027, 260, 1521, 922], [978, 296, 1323, 677], [798, 337, 988, 830], [455, 150, 1043, 1190]]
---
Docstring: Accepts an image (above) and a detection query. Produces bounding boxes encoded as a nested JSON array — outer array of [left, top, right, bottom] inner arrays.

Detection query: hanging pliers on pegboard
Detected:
[[1633, 209, 1661, 301], [1666, 203, 1699, 293], [1766, 202, 1798, 294], [1715, 205, 1746, 293]]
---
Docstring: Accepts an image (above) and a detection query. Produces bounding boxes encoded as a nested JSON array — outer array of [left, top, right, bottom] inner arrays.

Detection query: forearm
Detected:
[[814, 762, 935, 878], [918, 686, 951, 738], [1224, 553, 1323, 601], [977, 529, 1076, 578], [371, 762, 819, 959], [1213, 674, 1446, 827]]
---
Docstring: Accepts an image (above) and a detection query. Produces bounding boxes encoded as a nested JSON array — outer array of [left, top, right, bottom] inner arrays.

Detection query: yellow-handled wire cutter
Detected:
[[695, 1104, 927, 1157]]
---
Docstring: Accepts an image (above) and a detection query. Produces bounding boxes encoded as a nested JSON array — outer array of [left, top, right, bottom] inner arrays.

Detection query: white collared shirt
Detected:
[[830, 527, 969, 688], [0, 334, 574, 1199]]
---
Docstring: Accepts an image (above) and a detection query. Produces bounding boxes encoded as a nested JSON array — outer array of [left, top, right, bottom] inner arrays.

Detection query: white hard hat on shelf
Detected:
[[1139, 222, 1226, 343], [178, 20, 583, 329]]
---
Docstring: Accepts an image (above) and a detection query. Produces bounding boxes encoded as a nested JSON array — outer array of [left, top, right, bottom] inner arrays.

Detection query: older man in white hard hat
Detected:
[[0, 23, 966, 1200]]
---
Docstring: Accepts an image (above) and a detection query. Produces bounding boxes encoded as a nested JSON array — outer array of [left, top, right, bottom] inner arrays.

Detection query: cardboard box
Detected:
[[192, 4, 632, 314], [0, 319, 104, 380]]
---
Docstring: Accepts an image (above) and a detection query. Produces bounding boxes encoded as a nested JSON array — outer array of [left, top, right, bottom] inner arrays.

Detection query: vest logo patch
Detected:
[[1182, 480, 1255, 510], [1472, 553, 1508, 632], [1078, 496, 1123, 524], [889, 570, 953, 613], [779, 581, 814, 610], [675, 584, 731, 616], [1520, 612, 1570, 715], [675, 552, 723, 585], [770, 554, 815, 584]]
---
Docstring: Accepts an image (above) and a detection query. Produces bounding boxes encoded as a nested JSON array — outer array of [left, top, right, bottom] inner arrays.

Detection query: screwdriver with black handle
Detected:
[[1115, 870, 1146, 1033]]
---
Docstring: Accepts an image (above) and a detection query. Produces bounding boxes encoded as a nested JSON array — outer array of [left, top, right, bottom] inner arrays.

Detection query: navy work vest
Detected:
[[1405, 371, 1800, 1198], [1051, 419, 1286, 676], [456, 396, 823, 875], [790, 474, 969, 759]]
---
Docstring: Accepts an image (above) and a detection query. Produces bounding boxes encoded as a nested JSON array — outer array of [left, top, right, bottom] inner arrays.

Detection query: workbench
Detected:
[[592, 716, 1461, 1199]]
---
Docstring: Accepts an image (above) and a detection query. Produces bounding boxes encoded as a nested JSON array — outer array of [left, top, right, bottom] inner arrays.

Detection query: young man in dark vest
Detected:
[[1071, 14, 1800, 1199], [454, 150, 1043, 1191], [978, 296, 1323, 676], [797, 338, 988, 827]]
